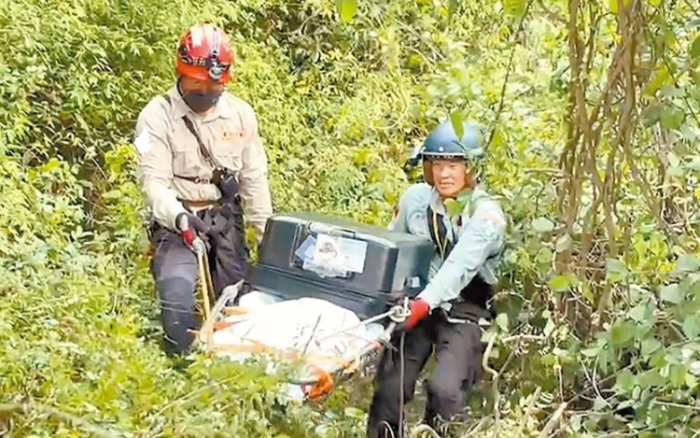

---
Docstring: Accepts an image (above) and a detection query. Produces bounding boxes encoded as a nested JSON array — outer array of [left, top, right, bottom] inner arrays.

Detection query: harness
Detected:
[[161, 93, 239, 188], [425, 202, 502, 316], [146, 94, 246, 238], [427, 205, 456, 260]]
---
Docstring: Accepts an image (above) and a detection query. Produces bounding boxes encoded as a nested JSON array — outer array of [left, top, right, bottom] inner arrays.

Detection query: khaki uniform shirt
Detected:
[[135, 86, 273, 236]]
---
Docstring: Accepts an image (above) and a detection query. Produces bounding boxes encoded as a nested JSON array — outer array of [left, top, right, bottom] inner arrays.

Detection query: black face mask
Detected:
[[177, 80, 223, 113]]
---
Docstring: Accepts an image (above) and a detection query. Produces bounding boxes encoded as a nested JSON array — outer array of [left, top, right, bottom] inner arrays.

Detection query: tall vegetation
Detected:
[[1, 0, 699, 436]]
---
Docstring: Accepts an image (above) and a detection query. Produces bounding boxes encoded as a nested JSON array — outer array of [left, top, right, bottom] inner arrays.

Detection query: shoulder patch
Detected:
[[135, 128, 151, 155]]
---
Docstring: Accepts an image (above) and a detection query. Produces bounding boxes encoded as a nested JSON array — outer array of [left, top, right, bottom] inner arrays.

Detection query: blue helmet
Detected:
[[406, 119, 485, 185]]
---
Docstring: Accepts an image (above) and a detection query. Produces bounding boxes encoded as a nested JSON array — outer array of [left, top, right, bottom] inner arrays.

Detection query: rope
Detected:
[[398, 329, 406, 438], [195, 248, 212, 321], [314, 305, 410, 344], [194, 238, 215, 343]]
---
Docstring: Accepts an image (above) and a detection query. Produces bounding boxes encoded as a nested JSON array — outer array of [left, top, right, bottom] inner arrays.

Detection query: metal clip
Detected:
[[388, 299, 411, 324]]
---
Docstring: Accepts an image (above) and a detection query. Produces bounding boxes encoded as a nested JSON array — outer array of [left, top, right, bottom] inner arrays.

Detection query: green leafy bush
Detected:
[[2, 0, 700, 436]]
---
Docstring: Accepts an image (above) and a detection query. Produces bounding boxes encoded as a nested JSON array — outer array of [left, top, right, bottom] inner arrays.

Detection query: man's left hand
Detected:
[[397, 299, 430, 333]]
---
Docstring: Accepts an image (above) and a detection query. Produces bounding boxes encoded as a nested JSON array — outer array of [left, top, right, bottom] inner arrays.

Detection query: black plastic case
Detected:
[[246, 212, 434, 319]]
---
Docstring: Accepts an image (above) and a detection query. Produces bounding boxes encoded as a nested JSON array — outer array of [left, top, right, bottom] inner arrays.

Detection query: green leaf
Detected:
[[504, 0, 526, 17], [40, 158, 62, 174], [682, 314, 700, 339], [610, 320, 635, 347], [615, 369, 635, 393], [690, 36, 700, 59], [660, 107, 685, 130], [669, 364, 687, 387], [496, 313, 509, 331], [548, 275, 572, 293], [605, 258, 628, 283], [644, 66, 672, 96], [679, 273, 699, 295], [581, 347, 599, 357], [532, 217, 554, 233], [555, 234, 572, 253], [443, 198, 463, 217], [457, 190, 474, 214], [638, 368, 664, 387], [673, 254, 700, 275], [641, 338, 662, 359], [628, 304, 649, 323], [535, 247, 553, 265], [606, 258, 628, 274], [336, 0, 358, 23], [691, 278, 700, 299], [450, 110, 464, 140], [659, 283, 684, 304], [448, 0, 460, 17]]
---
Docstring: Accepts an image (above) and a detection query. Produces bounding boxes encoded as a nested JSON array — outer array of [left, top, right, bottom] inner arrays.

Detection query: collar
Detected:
[[429, 188, 446, 215], [429, 186, 476, 216]]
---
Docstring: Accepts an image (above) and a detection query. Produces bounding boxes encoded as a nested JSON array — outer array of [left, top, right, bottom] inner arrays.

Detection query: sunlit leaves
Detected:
[[503, 0, 527, 18], [548, 272, 578, 293], [450, 109, 465, 139], [335, 0, 358, 23]]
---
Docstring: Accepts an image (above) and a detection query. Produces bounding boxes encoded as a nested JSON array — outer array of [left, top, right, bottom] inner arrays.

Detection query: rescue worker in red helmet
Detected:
[[134, 23, 273, 356]]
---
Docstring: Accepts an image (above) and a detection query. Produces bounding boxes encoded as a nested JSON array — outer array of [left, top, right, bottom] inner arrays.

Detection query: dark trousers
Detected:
[[366, 311, 485, 438], [149, 204, 249, 356]]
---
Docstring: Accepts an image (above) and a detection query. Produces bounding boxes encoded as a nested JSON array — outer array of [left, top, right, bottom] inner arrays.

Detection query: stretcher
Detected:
[[194, 278, 411, 401], [188, 211, 432, 401]]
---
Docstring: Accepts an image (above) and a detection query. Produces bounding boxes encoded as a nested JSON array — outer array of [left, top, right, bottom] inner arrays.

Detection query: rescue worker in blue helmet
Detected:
[[366, 119, 507, 438]]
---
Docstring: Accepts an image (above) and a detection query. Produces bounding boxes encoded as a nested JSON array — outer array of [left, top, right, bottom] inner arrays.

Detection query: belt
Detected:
[[180, 199, 219, 210]]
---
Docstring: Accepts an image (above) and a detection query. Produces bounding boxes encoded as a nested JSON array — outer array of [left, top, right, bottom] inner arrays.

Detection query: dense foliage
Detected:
[[1, 0, 700, 436]]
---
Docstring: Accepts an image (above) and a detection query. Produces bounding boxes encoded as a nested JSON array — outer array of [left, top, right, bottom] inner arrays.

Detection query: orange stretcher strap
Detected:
[[211, 307, 253, 331]]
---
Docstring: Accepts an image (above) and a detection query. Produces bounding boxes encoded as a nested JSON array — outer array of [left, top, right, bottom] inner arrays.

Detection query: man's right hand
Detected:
[[175, 212, 211, 248]]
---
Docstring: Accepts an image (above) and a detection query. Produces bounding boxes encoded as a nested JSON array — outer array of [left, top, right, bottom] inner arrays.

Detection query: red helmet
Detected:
[[176, 23, 235, 85]]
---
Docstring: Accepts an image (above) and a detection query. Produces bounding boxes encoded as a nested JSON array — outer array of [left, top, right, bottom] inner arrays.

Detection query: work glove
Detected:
[[175, 212, 211, 249], [218, 171, 242, 204], [396, 298, 431, 333]]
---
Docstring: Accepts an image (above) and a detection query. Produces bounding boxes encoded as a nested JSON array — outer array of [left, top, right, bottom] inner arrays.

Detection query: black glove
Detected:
[[175, 212, 211, 247]]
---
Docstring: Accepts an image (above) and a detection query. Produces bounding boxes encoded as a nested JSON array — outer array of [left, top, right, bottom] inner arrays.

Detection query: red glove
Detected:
[[175, 212, 210, 247], [402, 299, 431, 332]]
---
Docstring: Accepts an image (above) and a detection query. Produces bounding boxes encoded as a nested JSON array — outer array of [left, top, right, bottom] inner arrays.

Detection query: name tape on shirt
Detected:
[[135, 128, 151, 155]]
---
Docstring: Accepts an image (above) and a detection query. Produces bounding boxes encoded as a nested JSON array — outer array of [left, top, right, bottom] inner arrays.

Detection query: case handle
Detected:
[[307, 221, 357, 239]]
